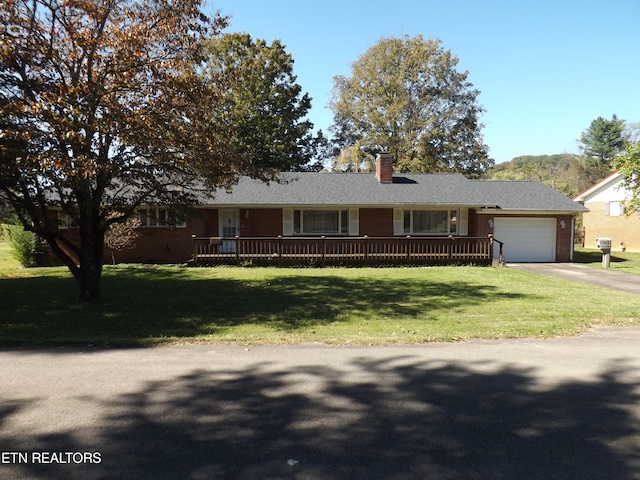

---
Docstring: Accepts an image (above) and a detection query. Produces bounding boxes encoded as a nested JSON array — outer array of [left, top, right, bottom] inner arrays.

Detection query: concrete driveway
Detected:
[[508, 262, 640, 295], [1, 328, 639, 479]]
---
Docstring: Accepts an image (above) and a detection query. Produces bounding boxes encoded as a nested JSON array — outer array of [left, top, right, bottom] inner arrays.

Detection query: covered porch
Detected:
[[191, 235, 502, 267]]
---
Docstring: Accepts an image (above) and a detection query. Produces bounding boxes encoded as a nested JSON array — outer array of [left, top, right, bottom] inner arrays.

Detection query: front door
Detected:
[[219, 209, 239, 253]]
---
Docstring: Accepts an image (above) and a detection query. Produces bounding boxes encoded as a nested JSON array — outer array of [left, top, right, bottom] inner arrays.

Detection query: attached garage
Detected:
[[493, 218, 557, 262]]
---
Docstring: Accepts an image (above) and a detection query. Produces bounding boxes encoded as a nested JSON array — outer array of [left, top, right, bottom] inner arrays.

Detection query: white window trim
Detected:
[[348, 207, 359, 236], [283, 208, 294, 236]]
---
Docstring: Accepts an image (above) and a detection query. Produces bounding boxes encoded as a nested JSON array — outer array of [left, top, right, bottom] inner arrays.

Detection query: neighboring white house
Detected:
[[574, 171, 640, 251]]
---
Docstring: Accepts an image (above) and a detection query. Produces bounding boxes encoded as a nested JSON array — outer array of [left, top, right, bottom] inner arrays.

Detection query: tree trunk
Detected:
[[77, 260, 102, 303], [64, 195, 105, 303], [76, 220, 105, 303], [45, 229, 104, 303]]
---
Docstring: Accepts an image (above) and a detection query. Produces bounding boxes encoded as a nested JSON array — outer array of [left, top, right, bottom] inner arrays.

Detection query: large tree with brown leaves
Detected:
[[0, 0, 257, 301]]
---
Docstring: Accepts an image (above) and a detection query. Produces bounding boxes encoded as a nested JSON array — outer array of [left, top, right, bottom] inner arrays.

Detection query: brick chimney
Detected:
[[376, 153, 394, 183]]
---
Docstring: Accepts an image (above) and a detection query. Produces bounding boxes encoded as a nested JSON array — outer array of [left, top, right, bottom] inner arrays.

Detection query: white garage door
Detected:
[[493, 218, 557, 262]]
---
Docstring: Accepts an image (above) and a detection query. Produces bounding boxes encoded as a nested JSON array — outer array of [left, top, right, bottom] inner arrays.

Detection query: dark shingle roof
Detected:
[[471, 179, 589, 211], [207, 172, 587, 213]]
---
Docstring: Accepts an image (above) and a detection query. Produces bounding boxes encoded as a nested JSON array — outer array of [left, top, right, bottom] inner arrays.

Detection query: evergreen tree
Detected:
[[578, 114, 627, 165], [203, 33, 325, 174]]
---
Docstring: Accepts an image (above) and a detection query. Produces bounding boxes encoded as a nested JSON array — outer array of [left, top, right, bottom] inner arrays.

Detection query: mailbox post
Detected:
[[596, 237, 612, 268]]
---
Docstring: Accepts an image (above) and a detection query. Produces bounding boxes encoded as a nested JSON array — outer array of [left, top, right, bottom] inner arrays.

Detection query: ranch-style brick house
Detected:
[[52, 154, 587, 266], [574, 171, 640, 252]]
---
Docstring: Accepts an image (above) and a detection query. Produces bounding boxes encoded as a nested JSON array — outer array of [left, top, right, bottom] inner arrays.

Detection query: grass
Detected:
[[2, 239, 640, 346], [573, 246, 640, 275]]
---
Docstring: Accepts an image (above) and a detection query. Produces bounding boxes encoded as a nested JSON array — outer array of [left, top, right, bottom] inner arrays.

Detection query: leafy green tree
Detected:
[[578, 114, 627, 165], [613, 141, 640, 214], [329, 35, 493, 177], [203, 33, 324, 173], [485, 154, 610, 197], [2, 223, 39, 268], [331, 140, 375, 172], [0, 0, 241, 301]]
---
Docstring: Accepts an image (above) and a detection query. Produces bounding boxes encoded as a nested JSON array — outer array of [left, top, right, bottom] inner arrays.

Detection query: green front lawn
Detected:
[[1, 240, 639, 346], [0, 238, 18, 273], [573, 246, 640, 275]]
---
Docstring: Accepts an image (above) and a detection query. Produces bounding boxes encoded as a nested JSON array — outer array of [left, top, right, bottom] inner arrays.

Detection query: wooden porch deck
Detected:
[[191, 236, 501, 267]]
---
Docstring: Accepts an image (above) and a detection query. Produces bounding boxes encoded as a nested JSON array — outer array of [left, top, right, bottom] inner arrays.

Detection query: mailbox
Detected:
[[596, 237, 612, 268]]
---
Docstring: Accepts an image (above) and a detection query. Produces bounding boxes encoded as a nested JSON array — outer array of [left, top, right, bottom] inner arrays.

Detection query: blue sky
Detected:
[[208, 0, 640, 165]]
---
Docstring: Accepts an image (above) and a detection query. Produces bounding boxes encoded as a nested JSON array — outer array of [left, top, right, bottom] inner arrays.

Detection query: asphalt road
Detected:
[[1, 327, 640, 479]]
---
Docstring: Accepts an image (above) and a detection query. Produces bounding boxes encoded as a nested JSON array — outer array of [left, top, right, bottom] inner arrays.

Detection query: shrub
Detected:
[[104, 213, 142, 265], [2, 223, 40, 267]]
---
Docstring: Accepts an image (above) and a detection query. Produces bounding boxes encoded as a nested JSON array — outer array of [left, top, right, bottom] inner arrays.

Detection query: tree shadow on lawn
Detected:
[[0, 357, 638, 479], [0, 269, 528, 344]]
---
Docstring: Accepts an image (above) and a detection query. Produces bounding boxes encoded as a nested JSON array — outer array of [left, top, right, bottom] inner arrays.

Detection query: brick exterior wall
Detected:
[[42, 210, 215, 265], [204, 209, 218, 236], [106, 210, 215, 264], [359, 208, 394, 236], [113, 224, 198, 264], [582, 202, 640, 251], [555, 215, 575, 262], [239, 208, 283, 237], [469, 209, 485, 237], [41, 207, 579, 264]]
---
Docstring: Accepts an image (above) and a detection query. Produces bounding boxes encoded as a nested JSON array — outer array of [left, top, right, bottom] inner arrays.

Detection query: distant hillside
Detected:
[[484, 154, 612, 198]]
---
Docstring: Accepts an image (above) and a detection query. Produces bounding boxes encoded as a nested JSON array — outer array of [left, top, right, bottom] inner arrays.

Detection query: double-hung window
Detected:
[[58, 208, 185, 228], [293, 209, 348, 235], [403, 209, 458, 235], [137, 208, 186, 228], [58, 211, 78, 229]]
